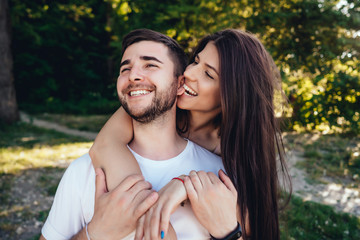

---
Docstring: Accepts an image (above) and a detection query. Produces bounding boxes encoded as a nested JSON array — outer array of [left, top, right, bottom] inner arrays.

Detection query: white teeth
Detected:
[[183, 84, 198, 96], [129, 90, 150, 96]]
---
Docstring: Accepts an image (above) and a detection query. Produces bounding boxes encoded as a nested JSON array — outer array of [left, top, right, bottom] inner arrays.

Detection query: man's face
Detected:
[[117, 41, 178, 123]]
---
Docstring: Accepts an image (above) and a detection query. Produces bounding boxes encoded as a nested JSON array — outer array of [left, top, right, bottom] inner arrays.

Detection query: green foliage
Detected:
[[10, 0, 360, 132], [287, 59, 360, 134], [10, 0, 115, 112]]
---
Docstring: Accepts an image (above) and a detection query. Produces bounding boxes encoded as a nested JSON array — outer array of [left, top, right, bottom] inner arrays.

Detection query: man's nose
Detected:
[[129, 67, 143, 82]]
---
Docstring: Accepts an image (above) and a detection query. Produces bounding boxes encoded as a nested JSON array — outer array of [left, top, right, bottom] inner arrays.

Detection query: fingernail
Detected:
[[161, 230, 164, 239]]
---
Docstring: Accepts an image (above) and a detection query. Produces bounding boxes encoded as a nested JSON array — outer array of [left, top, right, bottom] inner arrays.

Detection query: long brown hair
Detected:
[[181, 29, 291, 240]]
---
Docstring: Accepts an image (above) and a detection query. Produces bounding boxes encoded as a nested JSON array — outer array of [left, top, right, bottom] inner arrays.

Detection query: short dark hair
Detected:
[[122, 29, 187, 78]]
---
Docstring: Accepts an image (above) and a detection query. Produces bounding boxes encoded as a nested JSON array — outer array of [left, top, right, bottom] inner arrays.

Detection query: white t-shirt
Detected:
[[42, 140, 223, 239]]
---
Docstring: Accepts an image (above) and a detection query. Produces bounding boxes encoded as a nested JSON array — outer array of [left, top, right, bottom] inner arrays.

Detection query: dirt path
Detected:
[[287, 150, 360, 217], [20, 111, 97, 140]]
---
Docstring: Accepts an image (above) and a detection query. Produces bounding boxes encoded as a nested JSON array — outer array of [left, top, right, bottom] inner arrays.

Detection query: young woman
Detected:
[[90, 29, 291, 240]]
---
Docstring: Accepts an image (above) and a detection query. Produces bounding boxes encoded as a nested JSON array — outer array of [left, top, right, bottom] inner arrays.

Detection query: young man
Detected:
[[40, 29, 223, 240]]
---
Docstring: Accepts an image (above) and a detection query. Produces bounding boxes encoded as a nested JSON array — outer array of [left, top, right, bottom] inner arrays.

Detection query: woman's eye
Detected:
[[206, 71, 214, 79]]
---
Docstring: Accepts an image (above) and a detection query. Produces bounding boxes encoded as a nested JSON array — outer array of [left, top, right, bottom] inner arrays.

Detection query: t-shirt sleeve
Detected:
[[41, 160, 86, 240]]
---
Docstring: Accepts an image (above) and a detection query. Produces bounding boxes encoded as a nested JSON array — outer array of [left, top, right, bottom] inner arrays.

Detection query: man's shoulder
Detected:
[[188, 140, 220, 155], [187, 140, 221, 160], [63, 153, 95, 185], [68, 153, 92, 169], [183, 140, 224, 173]]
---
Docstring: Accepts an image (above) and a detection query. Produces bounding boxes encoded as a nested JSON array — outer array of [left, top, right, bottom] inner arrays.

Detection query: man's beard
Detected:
[[119, 80, 178, 124]]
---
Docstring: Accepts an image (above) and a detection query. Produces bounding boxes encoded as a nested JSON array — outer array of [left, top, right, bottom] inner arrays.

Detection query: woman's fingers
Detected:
[[144, 209, 152, 240], [150, 208, 161, 240], [206, 171, 222, 185], [135, 215, 145, 240], [159, 205, 172, 239], [219, 169, 237, 195], [197, 170, 212, 187], [184, 175, 197, 202], [189, 170, 203, 192]]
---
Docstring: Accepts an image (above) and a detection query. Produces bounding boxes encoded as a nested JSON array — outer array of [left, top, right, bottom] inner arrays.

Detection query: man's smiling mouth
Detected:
[[129, 90, 151, 97]]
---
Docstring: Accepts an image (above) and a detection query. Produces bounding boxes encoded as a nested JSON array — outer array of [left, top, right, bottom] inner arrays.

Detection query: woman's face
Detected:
[[177, 42, 221, 114]]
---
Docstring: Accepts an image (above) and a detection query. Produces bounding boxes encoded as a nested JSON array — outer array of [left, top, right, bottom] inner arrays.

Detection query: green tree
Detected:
[[0, 0, 18, 123], [10, 0, 114, 112]]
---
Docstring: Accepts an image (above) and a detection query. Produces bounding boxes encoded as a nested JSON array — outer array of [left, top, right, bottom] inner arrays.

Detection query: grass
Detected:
[[0, 119, 359, 239], [283, 133, 360, 187], [280, 194, 360, 239], [34, 113, 111, 132], [0, 121, 92, 174], [0, 121, 92, 239]]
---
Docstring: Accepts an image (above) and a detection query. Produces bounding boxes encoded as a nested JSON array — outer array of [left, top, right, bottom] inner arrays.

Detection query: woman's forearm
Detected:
[[89, 107, 142, 191]]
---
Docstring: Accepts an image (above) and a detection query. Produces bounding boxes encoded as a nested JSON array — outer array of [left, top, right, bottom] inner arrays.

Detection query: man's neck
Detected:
[[129, 108, 187, 160]]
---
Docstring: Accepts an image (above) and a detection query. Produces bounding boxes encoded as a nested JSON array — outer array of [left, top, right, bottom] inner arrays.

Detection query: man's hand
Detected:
[[87, 168, 159, 240]]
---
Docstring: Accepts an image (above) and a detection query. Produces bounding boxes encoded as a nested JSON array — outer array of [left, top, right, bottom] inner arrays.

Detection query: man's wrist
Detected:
[[85, 222, 99, 240], [210, 222, 241, 240], [85, 223, 91, 240]]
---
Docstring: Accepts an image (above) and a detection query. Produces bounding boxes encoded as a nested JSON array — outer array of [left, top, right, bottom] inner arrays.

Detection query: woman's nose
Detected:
[[183, 65, 196, 82]]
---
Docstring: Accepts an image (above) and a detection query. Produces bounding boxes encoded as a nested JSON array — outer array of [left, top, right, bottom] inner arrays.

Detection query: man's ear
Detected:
[[177, 76, 185, 96]]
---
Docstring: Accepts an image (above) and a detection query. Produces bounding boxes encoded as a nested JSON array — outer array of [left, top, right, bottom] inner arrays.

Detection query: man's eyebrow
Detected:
[[140, 56, 164, 64], [120, 59, 130, 68], [197, 55, 219, 76]]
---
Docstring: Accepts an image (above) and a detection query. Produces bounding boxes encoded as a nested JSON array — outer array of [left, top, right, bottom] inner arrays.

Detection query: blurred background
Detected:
[[0, 0, 359, 239]]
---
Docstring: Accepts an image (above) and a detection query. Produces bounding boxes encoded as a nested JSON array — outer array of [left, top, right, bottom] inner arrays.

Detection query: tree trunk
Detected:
[[0, 0, 19, 123]]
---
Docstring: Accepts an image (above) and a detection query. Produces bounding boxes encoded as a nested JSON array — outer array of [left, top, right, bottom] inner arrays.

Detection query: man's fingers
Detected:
[[114, 174, 145, 193], [133, 190, 159, 219], [219, 169, 237, 194], [95, 168, 108, 200], [135, 215, 145, 240], [128, 180, 152, 198]]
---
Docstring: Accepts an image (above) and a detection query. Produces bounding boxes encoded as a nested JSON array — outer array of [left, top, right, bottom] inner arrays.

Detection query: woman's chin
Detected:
[[176, 96, 189, 110]]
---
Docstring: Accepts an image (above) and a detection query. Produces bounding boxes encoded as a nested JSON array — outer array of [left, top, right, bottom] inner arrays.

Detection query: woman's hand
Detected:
[[135, 178, 186, 239], [135, 215, 177, 240], [184, 170, 238, 238]]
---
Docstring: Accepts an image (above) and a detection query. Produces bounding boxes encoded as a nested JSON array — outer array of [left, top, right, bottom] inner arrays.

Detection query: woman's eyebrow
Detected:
[[140, 56, 164, 64], [198, 55, 219, 75], [206, 63, 219, 75]]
